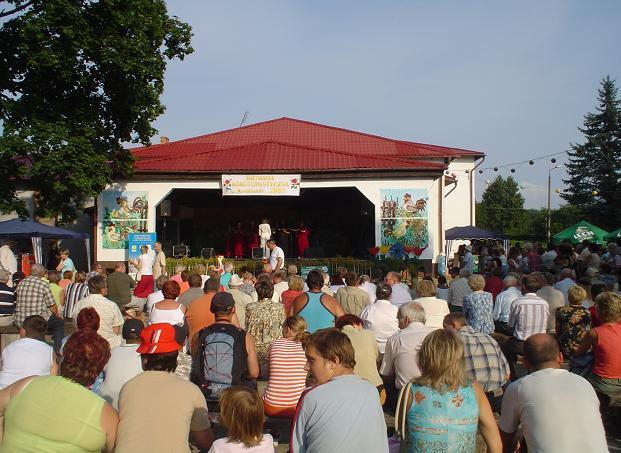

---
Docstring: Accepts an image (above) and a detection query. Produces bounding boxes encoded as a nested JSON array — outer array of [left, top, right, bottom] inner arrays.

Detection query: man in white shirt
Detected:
[[463, 245, 474, 273], [540, 243, 557, 269], [500, 275, 549, 380], [71, 274, 124, 348], [146, 275, 167, 314], [383, 271, 411, 306], [267, 239, 284, 272], [100, 319, 144, 410], [499, 333, 608, 453], [380, 302, 432, 389], [271, 270, 289, 303], [227, 274, 253, 329], [536, 272, 565, 334], [152, 241, 167, 280], [493, 275, 521, 335], [553, 267, 575, 304], [447, 268, 473, 311], [0, 240, 18, 287], [360, 283, 398, 354], [358, 275, 377, 303]]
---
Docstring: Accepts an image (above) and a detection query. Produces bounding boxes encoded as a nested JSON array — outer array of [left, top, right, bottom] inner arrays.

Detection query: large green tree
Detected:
[[477, 175, 525, 234], [562, 76, 621, 229], [0, 0, 193, 222]]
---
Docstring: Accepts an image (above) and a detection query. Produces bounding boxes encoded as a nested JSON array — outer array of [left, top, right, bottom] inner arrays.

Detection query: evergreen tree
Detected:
[[562, 76, 621, 229], [477, 176, 525, 233]]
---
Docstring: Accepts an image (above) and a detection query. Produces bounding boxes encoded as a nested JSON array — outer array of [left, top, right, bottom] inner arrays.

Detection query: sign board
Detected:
[[222, 174, 301, 196], [128, 232, 157, 279], [301, 266, 329, 281]]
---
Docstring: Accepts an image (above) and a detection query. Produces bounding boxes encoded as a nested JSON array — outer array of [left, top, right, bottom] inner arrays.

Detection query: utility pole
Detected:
[[547, 165, 561, 242]]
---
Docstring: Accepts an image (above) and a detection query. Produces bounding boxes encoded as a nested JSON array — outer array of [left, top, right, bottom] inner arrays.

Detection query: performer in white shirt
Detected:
[[258, 218, 272, 258]]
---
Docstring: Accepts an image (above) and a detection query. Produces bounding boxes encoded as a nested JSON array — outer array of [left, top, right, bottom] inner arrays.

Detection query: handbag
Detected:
[[393, 380, 414, 453]]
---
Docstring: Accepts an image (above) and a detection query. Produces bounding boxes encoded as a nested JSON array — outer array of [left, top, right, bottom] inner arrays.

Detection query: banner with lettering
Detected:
[[221, 174, 301, 196]]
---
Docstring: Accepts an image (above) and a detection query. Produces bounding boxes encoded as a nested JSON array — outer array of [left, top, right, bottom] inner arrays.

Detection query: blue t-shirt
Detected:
[[292, 374, 388, 453], [61, 257, 76, 275]]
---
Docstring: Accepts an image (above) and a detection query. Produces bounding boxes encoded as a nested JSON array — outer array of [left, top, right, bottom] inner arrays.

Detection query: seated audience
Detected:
[[493, 275, 521, 335], [71, 274, 124, 348], [291, 270, 344, 332], [336, 314, 383, 390], [359, 274, 378, 303], [413, 280, 450, 330], [177, 273, 204, 308], [47, 270, 63, 310], [0, 269, 16, 326], [115, 323, 214, 452], [554, 267, 576, 304], [0, 315, 57, 389], [360, 283, 399, 354], [484, 267, 504, 301], [99, 319, 145, 410], [402, 329, 501, 453], [263, 316, 308, 418], [535, 271, 565, 334], [186, 275, 221, 354], [245, 279, 286, 366], [443, 313, 510, 413], [239, 271, 259, 301], [462, 274, 494, 334], [555, 285, 590, 359], [211, 387, 275, 452], [280, 274, 304, 314], [447, 268, 473, 312], [106, 262, 136, 309], [499, 334, 608, 453], [335, 271, 372, 316], [149, 280, 186, 326], [292, 329, 389, 453], [272, 270, 289, 303], [146, 275, 168, 314], [575, 291, 621, 409], [384, 271, 412, 306], [435, 275, 449, 301], [62, 271, 89, 318], [228, 274, 254, 329], [0, 330, 117, 452]]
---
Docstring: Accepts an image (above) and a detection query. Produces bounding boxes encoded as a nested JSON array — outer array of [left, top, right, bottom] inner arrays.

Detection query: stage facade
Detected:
[[95, 117, 483, 265]]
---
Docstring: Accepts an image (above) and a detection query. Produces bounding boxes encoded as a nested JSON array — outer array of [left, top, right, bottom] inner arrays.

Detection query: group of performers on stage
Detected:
[[224, 219, 310, 259]]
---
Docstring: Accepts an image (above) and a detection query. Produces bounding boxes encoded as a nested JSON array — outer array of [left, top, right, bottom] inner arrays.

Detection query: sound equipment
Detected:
[[252, 247, 264, 259], [172, 243, 190, 258]]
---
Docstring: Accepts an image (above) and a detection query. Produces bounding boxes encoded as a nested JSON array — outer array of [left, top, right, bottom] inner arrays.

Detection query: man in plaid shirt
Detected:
[[444, 312, 510, 413], [15, 263, 64, 353]]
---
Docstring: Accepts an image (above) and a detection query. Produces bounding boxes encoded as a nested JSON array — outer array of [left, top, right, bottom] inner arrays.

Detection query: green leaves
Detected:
[[0, 0, 193, 223], [477, 176, 525, 234]]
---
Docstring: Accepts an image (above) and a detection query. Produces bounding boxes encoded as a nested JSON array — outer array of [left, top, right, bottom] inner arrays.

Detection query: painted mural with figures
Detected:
[[101, 191, 149, 249], [380, 189, 429, 255]]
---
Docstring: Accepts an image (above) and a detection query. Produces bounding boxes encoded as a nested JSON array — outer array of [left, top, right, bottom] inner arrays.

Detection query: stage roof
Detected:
[[132, 117, 483, 174]]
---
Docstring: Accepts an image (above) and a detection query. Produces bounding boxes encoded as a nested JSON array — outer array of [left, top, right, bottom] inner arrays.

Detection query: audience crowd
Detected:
[[0, 237, 619, 452]]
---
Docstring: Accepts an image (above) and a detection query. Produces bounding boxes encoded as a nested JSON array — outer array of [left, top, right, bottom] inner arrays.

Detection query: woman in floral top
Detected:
[[556, 285, 591, 358], [462, 274, 495, 334], [245, 279, 286, 366]]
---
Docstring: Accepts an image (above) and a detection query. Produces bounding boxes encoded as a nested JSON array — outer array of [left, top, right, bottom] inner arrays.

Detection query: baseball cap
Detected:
[[136, 323, 180, 354], [122, 319, 144, 340], [210, 292, 235, 313]]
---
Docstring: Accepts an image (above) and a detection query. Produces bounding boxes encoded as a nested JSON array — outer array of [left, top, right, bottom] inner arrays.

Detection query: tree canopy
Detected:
[[476, 176, 525, 234], [0, 0, 193, 222], [562, 76, 621, 229]]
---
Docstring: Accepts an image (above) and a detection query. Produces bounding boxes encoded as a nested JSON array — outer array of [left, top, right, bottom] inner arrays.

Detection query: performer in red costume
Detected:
[[232, 221, 246, 258], [296, 220, 309, 258], [247, 220, 260, 254]]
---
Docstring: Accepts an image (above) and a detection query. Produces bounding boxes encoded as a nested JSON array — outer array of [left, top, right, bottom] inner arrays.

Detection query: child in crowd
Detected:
[[436, 275, 449, 301], [47, 271, 63, 310], [209, 387, 275, 452]]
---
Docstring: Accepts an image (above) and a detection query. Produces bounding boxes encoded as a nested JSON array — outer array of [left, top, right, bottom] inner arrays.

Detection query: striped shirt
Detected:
[[0, 283, 16, 315], [263, 338, 307, 408], [62, 282, 89, 318], [508, 293, 549, 341]]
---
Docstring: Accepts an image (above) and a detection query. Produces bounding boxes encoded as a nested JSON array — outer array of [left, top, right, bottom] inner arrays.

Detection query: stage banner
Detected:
[[222, 174, 301, 196], [128, 232, 157, 279]]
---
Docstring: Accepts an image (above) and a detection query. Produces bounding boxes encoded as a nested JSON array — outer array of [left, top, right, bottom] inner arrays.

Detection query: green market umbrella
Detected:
[[552, 221, 609, 245], [604, 227, 621, 243]]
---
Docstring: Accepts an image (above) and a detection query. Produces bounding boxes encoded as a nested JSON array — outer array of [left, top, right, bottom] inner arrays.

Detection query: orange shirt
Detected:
[[186, 292, 215, 354], [178, 281, 190, 295]]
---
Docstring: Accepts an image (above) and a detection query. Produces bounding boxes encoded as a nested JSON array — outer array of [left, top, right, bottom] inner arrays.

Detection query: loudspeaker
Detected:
[[160, 200, 172, 217], [304, 247, 324, 258], [252, 247, 264, 259]]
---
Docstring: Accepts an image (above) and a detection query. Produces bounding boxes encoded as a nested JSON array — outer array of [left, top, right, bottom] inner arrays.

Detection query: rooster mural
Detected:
[[402, 193, 427, 215], [380, 189, 429, 251]]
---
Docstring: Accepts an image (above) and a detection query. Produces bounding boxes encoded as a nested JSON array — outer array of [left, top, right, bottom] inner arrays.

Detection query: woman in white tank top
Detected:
[[148, 281, 186, 326]]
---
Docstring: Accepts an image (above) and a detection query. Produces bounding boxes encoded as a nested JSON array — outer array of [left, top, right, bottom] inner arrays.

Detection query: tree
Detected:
[[0, 0, 193, 222], [562, 76, 621, 229], [476, 176, 525, 234]]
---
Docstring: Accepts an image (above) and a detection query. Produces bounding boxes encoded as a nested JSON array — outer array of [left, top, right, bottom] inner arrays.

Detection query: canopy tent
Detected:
[[444, 225, 508, 257], [552, 220, 609, 245], [604, 227, 621, 243], [0, 219, 90, 271]]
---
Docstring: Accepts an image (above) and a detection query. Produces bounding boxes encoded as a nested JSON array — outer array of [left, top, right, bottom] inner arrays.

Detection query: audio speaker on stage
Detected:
[[304, 247, 324, 258], [252, 247, 264, 259], [160, 200, 172, 217]]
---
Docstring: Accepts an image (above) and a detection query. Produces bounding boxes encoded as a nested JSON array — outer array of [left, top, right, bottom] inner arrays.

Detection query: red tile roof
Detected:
[[132, 117, 482, 174]]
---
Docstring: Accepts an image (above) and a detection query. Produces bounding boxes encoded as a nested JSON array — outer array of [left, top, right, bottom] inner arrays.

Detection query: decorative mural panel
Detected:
[[380, 189, 429, 256], [101, 191, 149, 249]]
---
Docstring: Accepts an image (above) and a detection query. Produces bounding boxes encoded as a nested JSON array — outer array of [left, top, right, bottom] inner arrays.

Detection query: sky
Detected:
[[152, 0, 621, 209]]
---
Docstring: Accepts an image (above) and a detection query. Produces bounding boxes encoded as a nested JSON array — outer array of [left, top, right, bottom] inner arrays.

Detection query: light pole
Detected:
[[547, 165, 561, 243]]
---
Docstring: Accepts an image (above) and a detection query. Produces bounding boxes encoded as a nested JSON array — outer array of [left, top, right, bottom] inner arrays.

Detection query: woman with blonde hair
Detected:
[[210, 387, 274, 452], [462, 275, 494, 334], [400, 329, 501, 452], [280, 274, 305, 314], [413, 280, 450, 330], [263, 316, 308, 418], [555, 285, 590, 358]]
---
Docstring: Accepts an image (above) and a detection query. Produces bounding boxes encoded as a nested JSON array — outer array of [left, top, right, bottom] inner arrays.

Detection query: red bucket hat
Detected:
[[136, 323, 180, 354]]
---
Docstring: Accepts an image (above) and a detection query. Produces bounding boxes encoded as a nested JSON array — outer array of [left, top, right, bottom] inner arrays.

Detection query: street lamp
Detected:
[[547, 165, 561, 243]]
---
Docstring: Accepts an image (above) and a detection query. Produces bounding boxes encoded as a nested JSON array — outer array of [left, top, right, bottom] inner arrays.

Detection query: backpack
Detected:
[[191, 323, 247, 398]]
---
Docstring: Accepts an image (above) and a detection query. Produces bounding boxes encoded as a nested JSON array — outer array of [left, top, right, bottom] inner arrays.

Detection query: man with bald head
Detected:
[[106, 262, 136, 309], [499, 333, 607, 453], [554, 267, 576, 305], [493, 275, 521, 335], [383, 271, 411, 306]]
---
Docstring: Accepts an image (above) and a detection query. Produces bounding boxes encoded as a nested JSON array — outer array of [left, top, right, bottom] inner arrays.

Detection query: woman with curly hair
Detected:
[[0, 330, 117, 452]]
